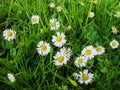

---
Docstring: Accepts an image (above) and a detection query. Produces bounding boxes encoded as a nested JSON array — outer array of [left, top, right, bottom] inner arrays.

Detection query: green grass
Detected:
[[0, 0, 120, 90]]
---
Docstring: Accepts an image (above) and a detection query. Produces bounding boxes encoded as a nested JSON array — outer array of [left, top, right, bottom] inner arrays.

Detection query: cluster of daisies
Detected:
[[73, 45, 105, 85], [1, 1, 120, 86]]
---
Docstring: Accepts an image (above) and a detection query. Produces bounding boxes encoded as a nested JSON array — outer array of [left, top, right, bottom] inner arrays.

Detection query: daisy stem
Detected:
[[40, 18, 45, 29], [42, 56, 45, 78], [6, 0, 13, 28], [85, 3, 93, 25]]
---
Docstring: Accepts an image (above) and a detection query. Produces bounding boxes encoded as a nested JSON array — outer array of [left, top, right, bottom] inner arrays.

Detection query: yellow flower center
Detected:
[[56, 36, 62, 42], [113, 28, 117, 33], [40, 44, 47, 51], [57, 56, 64, 62], [64, 50, 68, 54], [82, 74, 89, 81], [7, 31, 13, 37], [57, 6, 63, 11], [85, 49, 92, 55], [51, 21, 56, 27], [89, 13, 93, 17], [112, 42, 117, 47], [117, 13, 120, 17], [96, 47, 102, 52], [32, 17, 37, 22], [67, 25, 72, 31], [78, 59, 83, 64], [93, 0, 98, 4]]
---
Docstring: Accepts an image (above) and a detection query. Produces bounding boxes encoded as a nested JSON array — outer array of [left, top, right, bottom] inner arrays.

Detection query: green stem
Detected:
[[6, 0, 13, 28]]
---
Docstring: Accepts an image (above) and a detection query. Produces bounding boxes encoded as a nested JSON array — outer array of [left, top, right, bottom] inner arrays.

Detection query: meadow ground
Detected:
[[0, 0, 120, 90]]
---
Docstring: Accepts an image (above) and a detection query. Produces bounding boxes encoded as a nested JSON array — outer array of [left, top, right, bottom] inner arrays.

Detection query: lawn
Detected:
[[0, 0, 120, 90]]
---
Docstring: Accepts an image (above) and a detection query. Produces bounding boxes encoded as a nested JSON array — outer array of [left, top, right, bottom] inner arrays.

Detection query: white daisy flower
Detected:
[[56, 5, 63, 12], [110, 39, 119, 49], [52, 32, 66, 47], [74, 56, 88, 68], [49, 18, 60, 30], [31, 15, 39, 24], [111, 26, 118, 34], [81, 45, 96, 59], [60, 47, 72, 59], [37, 41, 50, 56], [50, 3, 55, 8], [54, 51, 68, 66], [114, 11, 120, 18], [7, 73, 16, 83], [88, 12, 94, 18], [78, 69, 94, 85], [3, 29, 16, 41], [96, 46, 105, 55]]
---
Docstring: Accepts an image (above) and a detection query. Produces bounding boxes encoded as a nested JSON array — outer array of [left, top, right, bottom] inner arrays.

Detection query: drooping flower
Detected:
[[31, 15, 39, 24], [74, 56, 88, 68], [37, 41, 50, 56], [7, 73, 16, 83], [67, 25, 72, 31], [81, 46, 96, 59], [3, 29, 16, 41], [95, 46, 105, 55], [49, 18, 60, 30], [111, 26, 118, 34], [88, 12, 94, 18], [110, 39, 119, 49], [56, 5, 63, 12], [52, 32, 66, 47], [78, 2, 85, 6], [90, 0, 98, 4]]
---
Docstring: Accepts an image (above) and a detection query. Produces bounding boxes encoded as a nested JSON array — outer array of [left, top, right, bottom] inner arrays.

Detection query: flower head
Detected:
[[52, 32, 66, 47], [67, 25, 72, 31], [95, 46, 105, 55], [90, 0, 98, 4], [78, 69, 94, 85], [50, 3, 55, 8], [56, 5, 63, 12], [3, 29, 16, 41], [88, 12, 94, 18], [7, 73, 15, 83], [114, 11, 120, 18], [111, 26, 118, 34], [54, 51, 69, 66], [37, 41, 50, 56], [49, 18, 60, 30], [31, 15, 39, 24], [74, 56, 88, 68], [81, 46, 96, 59], [60, 47, 72, 59], [110, 39, 119, 49], [78, 2, 85, 6]]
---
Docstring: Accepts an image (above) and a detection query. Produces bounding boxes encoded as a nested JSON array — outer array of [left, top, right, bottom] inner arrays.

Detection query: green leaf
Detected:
[[100, 67, 108, 73], [67, 76, 77, 87], [10, 48, 16, 58], [112, 55, 119, 65], [88, 59, 94, 65]]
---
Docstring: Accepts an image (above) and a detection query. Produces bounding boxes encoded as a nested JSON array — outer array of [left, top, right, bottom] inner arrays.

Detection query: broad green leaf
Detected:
[[10, 48, 16, 58], [67, 76, 77, 87]]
